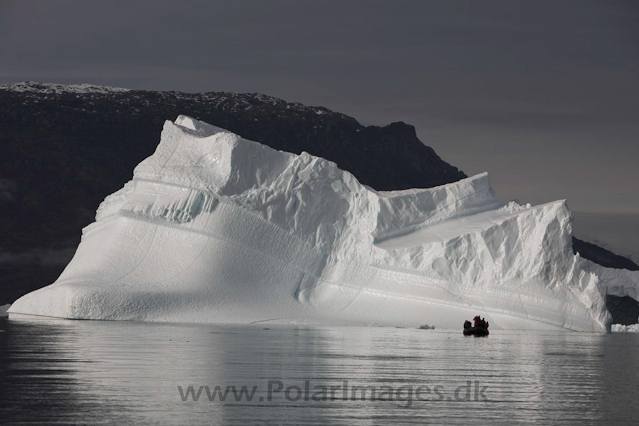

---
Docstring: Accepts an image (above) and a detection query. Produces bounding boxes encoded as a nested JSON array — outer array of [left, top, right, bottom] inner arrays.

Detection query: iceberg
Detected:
[[9, 116, 639, 331], [611, 324, 639, 332]]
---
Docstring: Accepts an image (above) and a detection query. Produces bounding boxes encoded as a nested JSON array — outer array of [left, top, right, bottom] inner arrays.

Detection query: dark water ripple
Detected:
[[0, 317, 638, 425]]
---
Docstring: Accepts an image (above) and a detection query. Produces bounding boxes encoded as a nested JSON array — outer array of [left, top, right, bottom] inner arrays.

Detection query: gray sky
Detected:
[[1, 0, 638, 213]]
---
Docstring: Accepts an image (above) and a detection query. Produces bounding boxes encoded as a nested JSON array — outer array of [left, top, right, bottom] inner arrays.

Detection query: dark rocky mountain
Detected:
[[0, 82, 635, 324], [572, 238, 638, 272]]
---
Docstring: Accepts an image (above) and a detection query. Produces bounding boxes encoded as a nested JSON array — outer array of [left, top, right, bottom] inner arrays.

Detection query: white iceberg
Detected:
[[9, 116, 639, 331]]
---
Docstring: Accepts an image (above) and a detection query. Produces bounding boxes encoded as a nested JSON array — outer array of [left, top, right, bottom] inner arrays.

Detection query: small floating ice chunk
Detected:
[[611, 324, 639, 333]]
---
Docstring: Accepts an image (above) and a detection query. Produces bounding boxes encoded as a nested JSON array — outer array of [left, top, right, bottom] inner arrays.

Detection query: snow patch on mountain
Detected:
[[9, 116, 639, 330], [0, 81, 130, 94], [2, 81, 363, 134]]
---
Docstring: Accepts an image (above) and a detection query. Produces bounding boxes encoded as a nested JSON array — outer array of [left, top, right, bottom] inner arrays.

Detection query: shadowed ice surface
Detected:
[[0, 317, 638, 425]]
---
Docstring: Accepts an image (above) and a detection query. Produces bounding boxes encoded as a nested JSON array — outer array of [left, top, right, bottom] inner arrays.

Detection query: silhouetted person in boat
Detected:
[[464, 320, 472, 329]]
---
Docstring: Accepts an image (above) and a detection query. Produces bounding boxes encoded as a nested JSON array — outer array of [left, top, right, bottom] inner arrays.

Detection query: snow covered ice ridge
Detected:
[[9, 117, 639, 331]]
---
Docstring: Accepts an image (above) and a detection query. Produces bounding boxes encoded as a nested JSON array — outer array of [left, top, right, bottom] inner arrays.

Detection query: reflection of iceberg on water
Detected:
[[9, 116, 639, 331]]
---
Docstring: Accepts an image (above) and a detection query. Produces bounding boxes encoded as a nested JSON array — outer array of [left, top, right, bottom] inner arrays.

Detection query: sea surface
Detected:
[[0, 317, 638, 425]]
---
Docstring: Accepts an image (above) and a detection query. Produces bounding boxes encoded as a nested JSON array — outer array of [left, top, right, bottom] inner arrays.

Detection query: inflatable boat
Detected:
[[463, 327, 489, 336]]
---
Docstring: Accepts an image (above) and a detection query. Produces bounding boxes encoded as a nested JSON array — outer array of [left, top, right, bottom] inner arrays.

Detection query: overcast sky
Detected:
[[1, 0, 638, 214]]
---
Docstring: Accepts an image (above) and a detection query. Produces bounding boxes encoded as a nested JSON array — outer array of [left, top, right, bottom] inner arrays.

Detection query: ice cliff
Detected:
[[9, 117, 639, 331]]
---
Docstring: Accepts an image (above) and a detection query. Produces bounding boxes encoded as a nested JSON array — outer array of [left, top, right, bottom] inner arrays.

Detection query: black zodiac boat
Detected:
[[463, 317, 490, 336], [463, 326, 489, 336]]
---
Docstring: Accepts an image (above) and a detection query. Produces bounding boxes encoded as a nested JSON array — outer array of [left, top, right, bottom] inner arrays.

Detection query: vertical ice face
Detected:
[[9, 117, 639, 330]]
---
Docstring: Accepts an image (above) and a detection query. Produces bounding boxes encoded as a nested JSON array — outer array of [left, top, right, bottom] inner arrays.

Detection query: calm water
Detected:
[[0, 317, 638, 425]]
